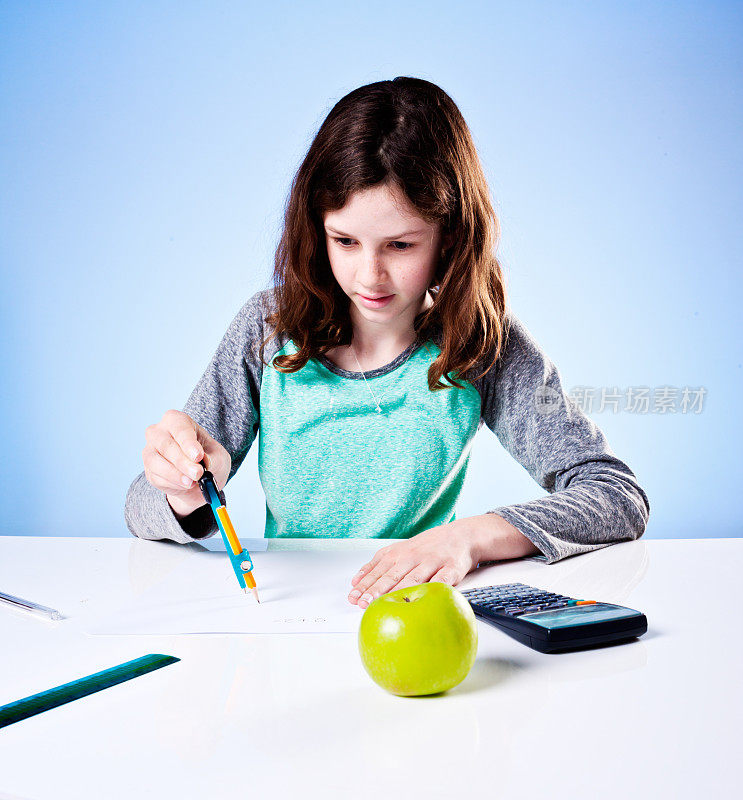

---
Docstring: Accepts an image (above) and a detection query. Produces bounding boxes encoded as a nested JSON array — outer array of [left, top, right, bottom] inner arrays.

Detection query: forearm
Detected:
[[458, 512, 542, 566]]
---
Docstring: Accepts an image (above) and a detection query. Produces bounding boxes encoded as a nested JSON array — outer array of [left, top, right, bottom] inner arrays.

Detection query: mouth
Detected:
[[359, 294, 395, 309]]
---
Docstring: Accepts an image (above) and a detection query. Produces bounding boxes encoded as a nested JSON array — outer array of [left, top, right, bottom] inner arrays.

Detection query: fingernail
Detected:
[[349, 590, 361, 600], [181, 475, 192, 487], [189, 465, 200, 479], [190, 446, 200, 459], [360, 594, 372, 605]]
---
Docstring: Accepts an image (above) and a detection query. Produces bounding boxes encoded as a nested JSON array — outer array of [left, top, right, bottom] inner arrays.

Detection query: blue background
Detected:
[[1, 1, 740, 540]]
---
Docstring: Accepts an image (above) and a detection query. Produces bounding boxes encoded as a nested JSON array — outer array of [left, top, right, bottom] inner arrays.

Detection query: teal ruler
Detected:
[[0, 653, 180, 729]]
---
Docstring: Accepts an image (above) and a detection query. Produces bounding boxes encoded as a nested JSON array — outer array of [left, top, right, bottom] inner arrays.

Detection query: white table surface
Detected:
[[0, 535, 739, 800]]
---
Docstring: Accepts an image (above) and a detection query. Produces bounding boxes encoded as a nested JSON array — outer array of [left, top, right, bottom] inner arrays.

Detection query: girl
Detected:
[[126, 77, 650, 611]]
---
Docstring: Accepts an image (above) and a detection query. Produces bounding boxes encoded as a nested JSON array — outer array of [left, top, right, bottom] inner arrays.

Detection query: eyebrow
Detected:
[[324, 226, 426, 239]]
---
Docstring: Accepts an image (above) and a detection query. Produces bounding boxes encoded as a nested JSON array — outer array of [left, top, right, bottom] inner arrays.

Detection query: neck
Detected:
[[350, 290, 433, 356]]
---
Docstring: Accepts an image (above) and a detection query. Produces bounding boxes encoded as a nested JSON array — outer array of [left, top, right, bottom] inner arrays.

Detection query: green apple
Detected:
[[357, 581, 478, 696]]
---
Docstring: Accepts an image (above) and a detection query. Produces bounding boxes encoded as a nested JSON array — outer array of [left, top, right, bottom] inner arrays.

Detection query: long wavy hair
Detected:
[[259, 76, 509, 391]]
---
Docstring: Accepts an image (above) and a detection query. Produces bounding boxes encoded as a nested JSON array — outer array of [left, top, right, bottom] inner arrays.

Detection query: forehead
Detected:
[[323, 183, 432, 231]]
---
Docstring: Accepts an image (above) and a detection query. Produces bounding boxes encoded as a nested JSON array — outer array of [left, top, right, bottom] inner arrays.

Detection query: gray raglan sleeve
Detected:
[[477, 309, 651, 565], [124, 289, 268, 544]]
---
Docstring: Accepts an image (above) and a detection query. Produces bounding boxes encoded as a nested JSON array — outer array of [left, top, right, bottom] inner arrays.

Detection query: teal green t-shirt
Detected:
[[259, 337, 481, 539]]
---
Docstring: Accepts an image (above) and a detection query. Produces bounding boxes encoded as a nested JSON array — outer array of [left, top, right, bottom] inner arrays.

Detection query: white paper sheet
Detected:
[[81, 542, 378, 635]]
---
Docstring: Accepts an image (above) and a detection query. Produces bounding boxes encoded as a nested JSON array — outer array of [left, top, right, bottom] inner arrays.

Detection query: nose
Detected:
[[359, 249, 388, 285]]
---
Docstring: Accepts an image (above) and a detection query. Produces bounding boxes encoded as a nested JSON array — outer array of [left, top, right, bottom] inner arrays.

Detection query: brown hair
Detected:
[[259, 76, 509, 391]]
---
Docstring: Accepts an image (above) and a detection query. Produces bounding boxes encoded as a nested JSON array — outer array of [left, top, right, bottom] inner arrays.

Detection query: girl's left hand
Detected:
[[348, 523, 477, 609]]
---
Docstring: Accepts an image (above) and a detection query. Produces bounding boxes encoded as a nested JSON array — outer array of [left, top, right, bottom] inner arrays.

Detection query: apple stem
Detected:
[[404, 597, 411, 602]]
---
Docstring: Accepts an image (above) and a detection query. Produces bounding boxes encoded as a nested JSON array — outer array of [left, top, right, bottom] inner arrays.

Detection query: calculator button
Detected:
[[576, 600, 596, 605]]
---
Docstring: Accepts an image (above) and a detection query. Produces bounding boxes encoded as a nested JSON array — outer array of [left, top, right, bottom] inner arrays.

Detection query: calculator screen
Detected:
[[523, 603, 641, 629]]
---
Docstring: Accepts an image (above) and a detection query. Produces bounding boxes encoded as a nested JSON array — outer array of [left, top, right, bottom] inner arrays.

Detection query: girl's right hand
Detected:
[[142, 409, 231, 514]]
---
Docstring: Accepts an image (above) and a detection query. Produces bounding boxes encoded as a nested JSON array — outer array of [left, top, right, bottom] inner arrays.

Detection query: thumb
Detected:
[[186, 421, 212, 465], [199, 437, 222, 474]]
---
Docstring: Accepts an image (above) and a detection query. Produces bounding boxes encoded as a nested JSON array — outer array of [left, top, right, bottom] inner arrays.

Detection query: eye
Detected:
[[332, 237, 414, 251]]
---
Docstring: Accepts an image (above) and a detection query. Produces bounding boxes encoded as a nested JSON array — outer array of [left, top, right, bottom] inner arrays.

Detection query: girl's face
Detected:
[[323, 182, 449, 333]]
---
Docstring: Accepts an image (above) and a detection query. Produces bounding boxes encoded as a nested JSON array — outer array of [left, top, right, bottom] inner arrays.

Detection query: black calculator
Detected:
[[460, 582, 647, 654]]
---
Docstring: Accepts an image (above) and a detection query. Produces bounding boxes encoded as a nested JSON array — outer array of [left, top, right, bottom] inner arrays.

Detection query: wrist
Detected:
[[166, 493, 205, 521], [461, 513, 541, 566]]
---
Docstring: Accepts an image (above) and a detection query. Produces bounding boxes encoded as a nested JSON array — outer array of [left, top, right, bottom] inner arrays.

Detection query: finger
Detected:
[[153, 430, 203, 484], [348, 556, 397, 603], [351, 562, 371, 587], [352, 562, 418, 607], [170, 417, 204, 463], [387, 562, 442, 594], [351, 557, 380, 587], [201, 444, 226, 486], [428, 565, 462, 586], [153, 431, 204, 488], [145, 448, 197, 491], [349, 546, 391, 588]]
